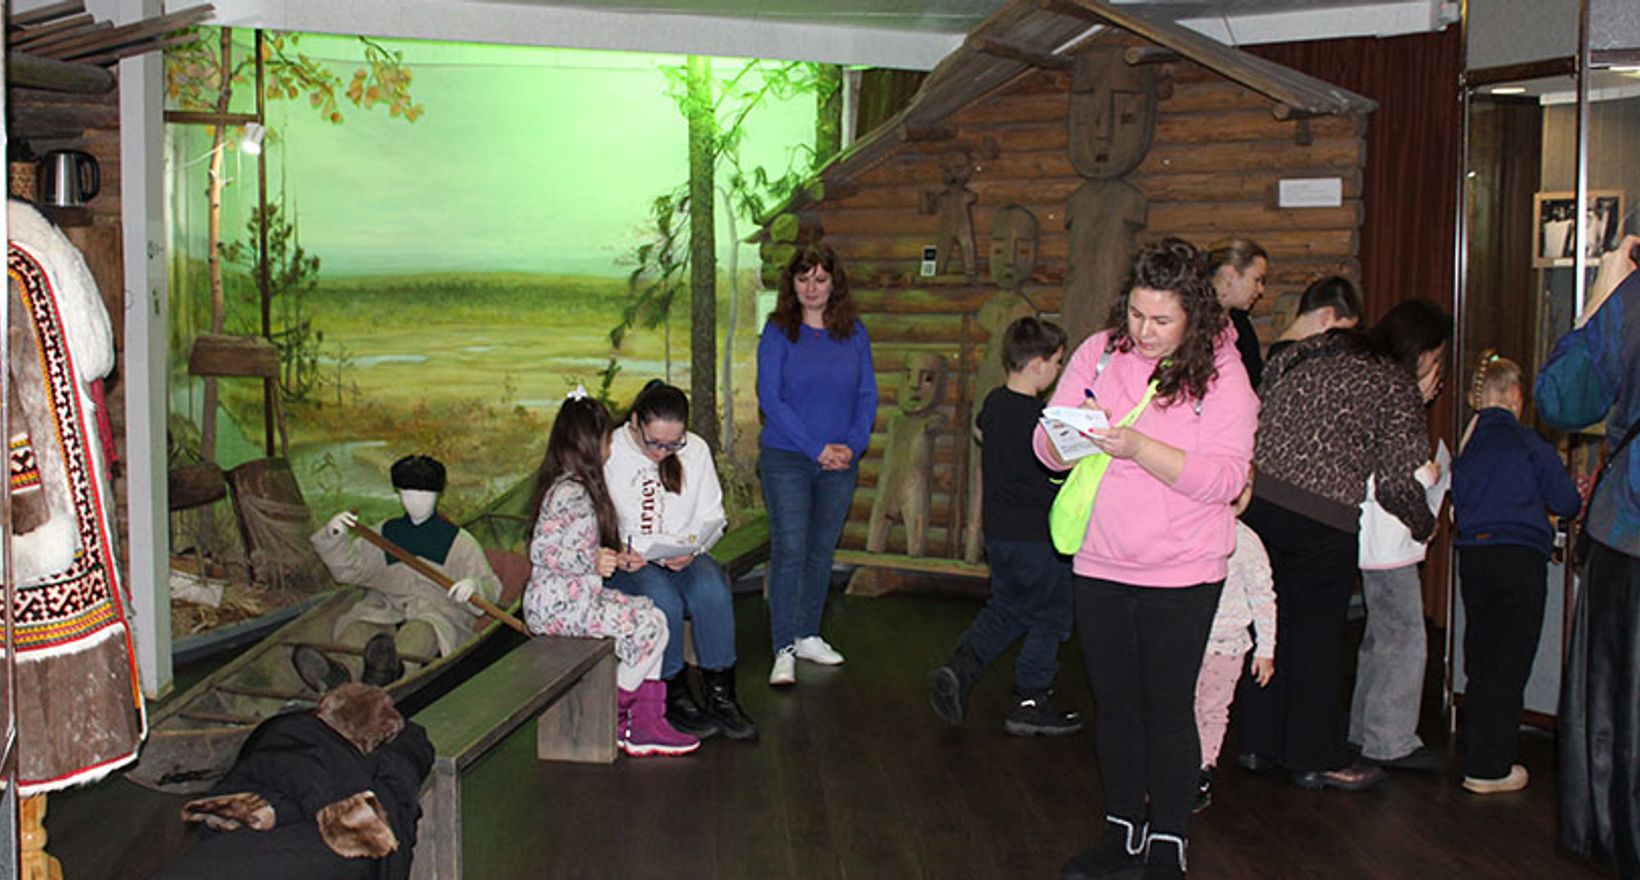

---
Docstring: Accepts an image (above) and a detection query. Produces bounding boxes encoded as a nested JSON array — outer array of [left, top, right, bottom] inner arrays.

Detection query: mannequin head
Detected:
[[390, 454, 445, 524]]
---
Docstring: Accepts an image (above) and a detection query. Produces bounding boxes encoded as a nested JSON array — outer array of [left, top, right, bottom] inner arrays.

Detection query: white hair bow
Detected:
[[566, 384, 589, 401]]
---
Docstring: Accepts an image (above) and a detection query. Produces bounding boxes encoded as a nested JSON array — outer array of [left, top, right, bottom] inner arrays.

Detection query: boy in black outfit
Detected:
[[929, 316, 1082, 736]]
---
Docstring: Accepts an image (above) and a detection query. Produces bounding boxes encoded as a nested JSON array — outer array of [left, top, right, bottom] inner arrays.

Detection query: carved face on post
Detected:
[[990, 205, 1040, 290], [939, 148, 973, 187], [898, 353, 947, 416], [1068, 46, 1158, 179]]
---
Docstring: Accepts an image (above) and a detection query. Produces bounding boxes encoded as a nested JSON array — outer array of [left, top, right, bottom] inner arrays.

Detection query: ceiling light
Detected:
[[1488, 86, 1527, 95]]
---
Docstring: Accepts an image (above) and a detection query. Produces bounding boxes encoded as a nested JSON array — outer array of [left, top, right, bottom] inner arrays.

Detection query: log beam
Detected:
[[975, 36, 1073, 71], [6, 51, 114, 94]]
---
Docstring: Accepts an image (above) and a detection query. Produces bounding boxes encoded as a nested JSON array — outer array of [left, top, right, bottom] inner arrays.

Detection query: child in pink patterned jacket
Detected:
[[1193, 479, 1276, 811], [523, 390, 698, 758]]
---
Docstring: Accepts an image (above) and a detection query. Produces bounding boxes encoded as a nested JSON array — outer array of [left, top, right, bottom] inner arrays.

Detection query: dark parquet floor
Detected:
[[52, 582, 1614, 879]]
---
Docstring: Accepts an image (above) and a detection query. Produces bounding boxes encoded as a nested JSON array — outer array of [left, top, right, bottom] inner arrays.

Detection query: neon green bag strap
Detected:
[[1047, 378, 1159, 555]]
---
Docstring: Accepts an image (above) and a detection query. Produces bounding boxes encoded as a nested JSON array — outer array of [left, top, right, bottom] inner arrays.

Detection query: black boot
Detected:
[[700, 666, 758, 742], [928, 645, 984, 725], [292, 645, 350, 694], [1062, 814, 1146, 880], [360, 633, 404, 687], [1004, 688, 1084, 737], [1140, 832, 1186, 880], [665, 668, 721, 740]]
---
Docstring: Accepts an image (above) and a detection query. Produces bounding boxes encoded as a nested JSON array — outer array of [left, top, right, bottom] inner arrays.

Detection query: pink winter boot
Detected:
[[617, 686, 638, 749], [622, 680, 700, 757]]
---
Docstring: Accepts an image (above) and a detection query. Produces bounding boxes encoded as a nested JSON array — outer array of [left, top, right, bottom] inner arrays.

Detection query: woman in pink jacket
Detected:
[[1042, 239, 1258, 880]]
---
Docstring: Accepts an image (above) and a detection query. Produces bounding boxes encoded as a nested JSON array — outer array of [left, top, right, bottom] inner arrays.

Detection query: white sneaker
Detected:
[[793, 635, 844, 666], [769, 645, 797, 686]]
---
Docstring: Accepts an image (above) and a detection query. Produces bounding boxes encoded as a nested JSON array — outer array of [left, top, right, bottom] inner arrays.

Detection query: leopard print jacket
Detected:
[[1253, 331, 1435, 540]]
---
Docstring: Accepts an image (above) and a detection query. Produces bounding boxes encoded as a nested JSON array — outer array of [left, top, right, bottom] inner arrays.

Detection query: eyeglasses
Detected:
[[636, 423, 687, 453]]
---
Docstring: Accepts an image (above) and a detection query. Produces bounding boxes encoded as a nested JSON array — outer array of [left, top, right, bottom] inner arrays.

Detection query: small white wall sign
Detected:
[[1277, 177, 1344, 208]]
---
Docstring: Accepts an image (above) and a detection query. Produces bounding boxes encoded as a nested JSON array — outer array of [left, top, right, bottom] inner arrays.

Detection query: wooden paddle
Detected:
[[348, 520, 531, 636]]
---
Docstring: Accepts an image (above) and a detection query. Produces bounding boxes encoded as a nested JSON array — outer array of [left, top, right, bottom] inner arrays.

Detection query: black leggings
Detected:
[[1075, 576, 1222, 836]]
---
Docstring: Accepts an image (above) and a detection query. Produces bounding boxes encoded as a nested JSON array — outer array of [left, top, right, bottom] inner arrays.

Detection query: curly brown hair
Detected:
[[1102, 237, 1226, 407], [767, 244, 859, 341]]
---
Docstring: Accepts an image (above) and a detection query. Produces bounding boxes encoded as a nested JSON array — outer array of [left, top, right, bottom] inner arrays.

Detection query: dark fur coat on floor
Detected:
[[154, 684, 433, 880]]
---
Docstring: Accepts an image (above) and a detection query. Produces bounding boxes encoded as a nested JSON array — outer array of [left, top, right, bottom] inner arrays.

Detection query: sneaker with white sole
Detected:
[[793, 635, 844, 666], [1462, 763, 1528, 794], [769, 645, 797, 686]]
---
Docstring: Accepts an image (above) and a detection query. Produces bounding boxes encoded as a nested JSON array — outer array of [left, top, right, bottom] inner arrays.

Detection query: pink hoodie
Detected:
[[1033, 329, 1258, 587]]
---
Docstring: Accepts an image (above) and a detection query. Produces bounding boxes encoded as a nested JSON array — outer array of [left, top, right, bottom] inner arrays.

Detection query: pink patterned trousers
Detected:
[[1195, 650, 1248, 768]]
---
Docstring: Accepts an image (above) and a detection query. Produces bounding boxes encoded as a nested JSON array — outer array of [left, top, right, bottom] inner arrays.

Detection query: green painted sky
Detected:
[[171, 36, 819, 277]]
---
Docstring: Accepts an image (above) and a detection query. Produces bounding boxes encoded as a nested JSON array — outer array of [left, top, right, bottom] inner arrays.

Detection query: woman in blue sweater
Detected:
[[1452, 351, 1582, 794], [757, 245, 878, 687]]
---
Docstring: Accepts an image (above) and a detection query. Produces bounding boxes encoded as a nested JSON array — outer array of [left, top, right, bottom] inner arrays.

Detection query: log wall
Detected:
[[770, 54, 1367, 555]]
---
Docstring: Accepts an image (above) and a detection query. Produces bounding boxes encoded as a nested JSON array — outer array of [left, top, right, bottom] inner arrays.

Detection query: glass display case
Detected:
[[1451, 0, 1640, 725]]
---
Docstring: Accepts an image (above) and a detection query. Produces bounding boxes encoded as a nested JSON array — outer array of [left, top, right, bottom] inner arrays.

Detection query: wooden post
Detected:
[[20, 795, 63, 880]]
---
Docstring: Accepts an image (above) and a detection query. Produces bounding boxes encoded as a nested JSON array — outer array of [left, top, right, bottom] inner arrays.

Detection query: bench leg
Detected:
[[537, 646, 618, 763], [411, 759, 461, 880]]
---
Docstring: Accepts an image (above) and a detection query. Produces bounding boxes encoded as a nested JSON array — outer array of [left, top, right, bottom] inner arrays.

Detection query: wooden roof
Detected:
[[762, 0, 1376, 229]]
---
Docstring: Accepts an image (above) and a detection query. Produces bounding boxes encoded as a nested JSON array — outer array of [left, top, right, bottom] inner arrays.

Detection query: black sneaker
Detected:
[[928, 666, 968, 725], [1004, 693, 1084, 737], [1192, 767, 1212, 813]]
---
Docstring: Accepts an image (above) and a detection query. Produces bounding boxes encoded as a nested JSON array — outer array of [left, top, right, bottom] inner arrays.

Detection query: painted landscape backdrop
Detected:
[[167, 33, 819, 578]]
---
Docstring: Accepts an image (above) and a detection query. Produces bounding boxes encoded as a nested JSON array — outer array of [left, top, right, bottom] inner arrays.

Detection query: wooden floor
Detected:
[[52, 582, 1614, 879]]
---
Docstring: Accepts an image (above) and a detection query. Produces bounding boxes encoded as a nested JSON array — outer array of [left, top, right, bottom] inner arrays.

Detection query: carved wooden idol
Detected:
[[868, 352, 947, 556], [928, 148, 979, 279], [1063, 46, 1158, 346], [964, 206, 1039, 563]]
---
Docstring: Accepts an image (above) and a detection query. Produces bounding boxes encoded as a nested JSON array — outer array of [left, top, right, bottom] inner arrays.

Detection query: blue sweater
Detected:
[[1536, 269, 1640, 558], [756, 319, 878, 460], [1452, 408, 1582, 557]]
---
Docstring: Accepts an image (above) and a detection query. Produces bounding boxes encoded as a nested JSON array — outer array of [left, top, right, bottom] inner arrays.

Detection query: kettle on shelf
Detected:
[[37, 150, 99, 207]]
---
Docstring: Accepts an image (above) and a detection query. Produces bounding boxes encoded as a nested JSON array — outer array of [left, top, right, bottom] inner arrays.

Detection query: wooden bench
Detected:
[[408, 635, 616, 880]]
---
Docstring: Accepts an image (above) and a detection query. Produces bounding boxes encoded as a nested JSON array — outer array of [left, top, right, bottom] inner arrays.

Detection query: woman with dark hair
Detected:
[[757, 245, 878, 687], [1236, 299, 1449, 789], [1040, 238, 1258, 880], [604, 380, 757, 741], [1206, 238, 1270, 388], [522, 391, 698, 757], [1265, 275, 1364, 364]]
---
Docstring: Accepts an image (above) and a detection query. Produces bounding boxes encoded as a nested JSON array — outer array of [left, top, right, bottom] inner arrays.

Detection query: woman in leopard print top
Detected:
[[1235, 299, 1448, 792]]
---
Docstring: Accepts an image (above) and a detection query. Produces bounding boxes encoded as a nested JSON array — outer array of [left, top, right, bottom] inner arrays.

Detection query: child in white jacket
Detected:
[[1194, 483, 1276, 811]]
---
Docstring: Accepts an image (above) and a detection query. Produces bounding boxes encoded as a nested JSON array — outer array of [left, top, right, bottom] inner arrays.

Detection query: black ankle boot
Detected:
[[1062, 815, 1146, 880], [359, 633, 403, 688], [928, 646, 984, 725], [701, 666, 758, 741], [1141, 832, 1186, 879], [665, 669, 720, 739], [292, 645, 350, 694]]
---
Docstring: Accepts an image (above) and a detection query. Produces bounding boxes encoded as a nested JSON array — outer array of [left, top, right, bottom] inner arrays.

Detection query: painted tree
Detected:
[[617, 59, 839, 456], [166, 29, 422, 460]]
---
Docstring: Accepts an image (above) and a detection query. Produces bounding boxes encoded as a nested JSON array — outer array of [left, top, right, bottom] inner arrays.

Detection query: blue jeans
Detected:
[[759, 447, 857, 654], [957, 540, 1073, 693], [607, 555, 736, 678]]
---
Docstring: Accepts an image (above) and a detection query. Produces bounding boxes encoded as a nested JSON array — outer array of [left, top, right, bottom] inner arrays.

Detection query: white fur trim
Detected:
[[7, 517, 79, 586], [7, 200, 115, 381]]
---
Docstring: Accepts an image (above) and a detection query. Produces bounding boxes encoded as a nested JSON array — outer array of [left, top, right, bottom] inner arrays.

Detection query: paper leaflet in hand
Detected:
[[634, 518, 726, 561], [1040, 406, 1111, 462]]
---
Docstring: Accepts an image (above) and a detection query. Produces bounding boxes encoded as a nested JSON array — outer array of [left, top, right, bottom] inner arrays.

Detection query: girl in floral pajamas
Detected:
[[523, 391, 698, 757]]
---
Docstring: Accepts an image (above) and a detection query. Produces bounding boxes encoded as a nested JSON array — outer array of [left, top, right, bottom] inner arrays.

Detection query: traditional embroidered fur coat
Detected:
[[7, 200, 145, 792]]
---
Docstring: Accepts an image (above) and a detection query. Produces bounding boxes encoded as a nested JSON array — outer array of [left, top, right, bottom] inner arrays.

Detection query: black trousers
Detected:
[[1559, 540, 1640, 877], [1235, 497, 1359, 772], [1458, 544, 1547, 780], [1075, 576, 1221, 836]]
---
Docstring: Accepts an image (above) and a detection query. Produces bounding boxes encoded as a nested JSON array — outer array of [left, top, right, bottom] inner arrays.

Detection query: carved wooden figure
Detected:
[[925, 148, 979, 279], [1062, 46, 1158, 346], [963, 206, 1039, 563], [868, 352, 948, 556]]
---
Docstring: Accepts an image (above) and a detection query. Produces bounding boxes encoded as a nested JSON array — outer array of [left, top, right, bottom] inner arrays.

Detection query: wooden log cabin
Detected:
[[755, 0, 1376, 564]]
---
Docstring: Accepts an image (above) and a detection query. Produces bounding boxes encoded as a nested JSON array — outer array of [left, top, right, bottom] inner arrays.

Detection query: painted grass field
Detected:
[[206, 271, 765, 527]]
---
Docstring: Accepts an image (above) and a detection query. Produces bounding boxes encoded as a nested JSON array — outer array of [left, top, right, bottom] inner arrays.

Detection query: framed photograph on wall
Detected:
[[1534, 190, 1625, 267]]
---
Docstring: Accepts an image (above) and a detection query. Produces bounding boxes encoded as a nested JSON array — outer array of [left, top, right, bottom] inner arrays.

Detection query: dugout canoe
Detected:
[[126, 549, 530, 794]]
